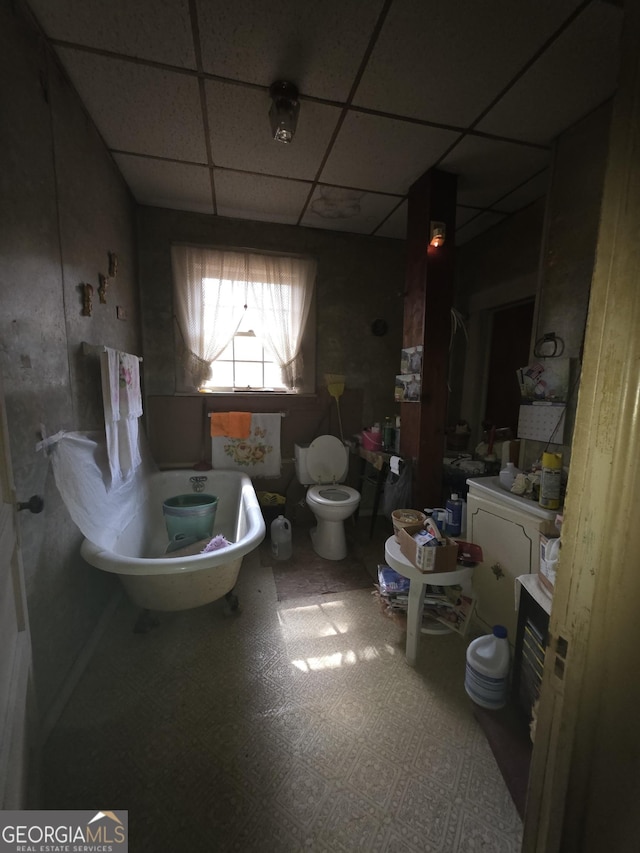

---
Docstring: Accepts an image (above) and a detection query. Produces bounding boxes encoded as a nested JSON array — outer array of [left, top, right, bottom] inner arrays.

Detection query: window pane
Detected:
[[209, 360, 234, 387], [264, 362, 285, 388], [216, 340, 234, 360], [234, 335, 263, 361], [234, 362, 263, 388]]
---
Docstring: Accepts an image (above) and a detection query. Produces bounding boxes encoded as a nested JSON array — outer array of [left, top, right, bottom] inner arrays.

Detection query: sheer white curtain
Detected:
[[171, 245, 248, 388], [248, 254, 316, 389], [171, 244, 316, 391]]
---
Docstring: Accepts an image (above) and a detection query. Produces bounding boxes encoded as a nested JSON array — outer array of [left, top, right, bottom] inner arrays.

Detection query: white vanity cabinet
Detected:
[[466, 477, 557, 643]]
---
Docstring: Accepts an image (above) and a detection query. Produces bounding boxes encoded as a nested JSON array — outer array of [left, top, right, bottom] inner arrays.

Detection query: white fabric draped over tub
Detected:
[[36, 429, 155, 551]]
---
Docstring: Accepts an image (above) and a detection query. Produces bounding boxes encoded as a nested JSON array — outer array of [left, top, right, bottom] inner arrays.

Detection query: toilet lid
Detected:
[[307, 435, 347, 483]]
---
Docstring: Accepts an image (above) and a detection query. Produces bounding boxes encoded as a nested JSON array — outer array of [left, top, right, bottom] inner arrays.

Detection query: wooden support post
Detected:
[[400, 168, 457, 509]]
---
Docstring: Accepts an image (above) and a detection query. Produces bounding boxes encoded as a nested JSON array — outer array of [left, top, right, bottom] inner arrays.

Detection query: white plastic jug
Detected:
[[499, 462, 520, 491], [465, 625, 511, 710], [270, 515, 292, 561]]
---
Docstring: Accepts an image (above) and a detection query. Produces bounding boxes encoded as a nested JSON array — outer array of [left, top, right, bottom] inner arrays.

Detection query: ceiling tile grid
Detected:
[[319, 111, 461, 194], [194, 0, 387, 101], [26, 0, 622, 245], [114, 154, 214, 214], [352, 0, 588, 127], [56, 49, 207, 163], [301, 186, 402, 235], [440, 136, 551, 209], [205, 80, 341, 180], [29, 0, 197, 68], [476, 1, 623, 144], [213, 170, 312, 226]]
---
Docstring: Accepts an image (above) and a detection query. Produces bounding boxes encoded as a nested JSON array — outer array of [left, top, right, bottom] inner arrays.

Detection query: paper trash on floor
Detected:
[[374, 565, 476, 636]]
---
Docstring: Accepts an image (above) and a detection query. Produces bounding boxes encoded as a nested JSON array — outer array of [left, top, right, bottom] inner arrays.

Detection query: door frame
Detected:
[[0, 373, 38, 808], [523, 5, 640, 851]]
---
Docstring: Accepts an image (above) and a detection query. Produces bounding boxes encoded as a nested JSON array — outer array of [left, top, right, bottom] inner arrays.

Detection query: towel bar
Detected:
[[82, 341, 143, 361], [206, 411, 286, 417]]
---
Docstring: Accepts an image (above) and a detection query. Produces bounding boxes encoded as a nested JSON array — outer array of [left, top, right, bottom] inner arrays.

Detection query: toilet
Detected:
[[294, 435, 361, 561]]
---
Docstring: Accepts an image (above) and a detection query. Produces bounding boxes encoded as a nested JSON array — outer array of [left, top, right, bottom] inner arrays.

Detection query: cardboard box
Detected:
[[397, 527, 459, 573]]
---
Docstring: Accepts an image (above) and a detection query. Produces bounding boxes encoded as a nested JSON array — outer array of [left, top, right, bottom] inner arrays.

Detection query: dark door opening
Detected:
[[484, 300, 535, 436]]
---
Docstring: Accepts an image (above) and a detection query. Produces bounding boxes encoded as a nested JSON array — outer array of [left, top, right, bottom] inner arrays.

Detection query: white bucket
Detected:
[[465, 625, 511, 710], [270, 515, 292, 561]]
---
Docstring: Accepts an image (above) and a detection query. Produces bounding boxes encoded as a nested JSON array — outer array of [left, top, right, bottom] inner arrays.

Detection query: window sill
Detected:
[[173, 390, 318, 398]]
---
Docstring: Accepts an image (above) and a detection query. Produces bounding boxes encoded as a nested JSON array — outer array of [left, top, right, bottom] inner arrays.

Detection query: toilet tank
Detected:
[[294, 443, 312, 485]]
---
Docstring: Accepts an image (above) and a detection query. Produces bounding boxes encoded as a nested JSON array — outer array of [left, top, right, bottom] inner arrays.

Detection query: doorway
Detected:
[[484, 300, 535, 436]]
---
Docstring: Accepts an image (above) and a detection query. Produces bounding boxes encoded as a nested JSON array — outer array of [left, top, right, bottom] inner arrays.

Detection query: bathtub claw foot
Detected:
[[133, 609, 160, 634], [223, 591, 240, 615]]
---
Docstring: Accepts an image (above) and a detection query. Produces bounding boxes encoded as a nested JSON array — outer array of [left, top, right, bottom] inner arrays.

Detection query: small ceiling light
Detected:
[[429, 221, 446, 248], [269, 81, 300, 144]]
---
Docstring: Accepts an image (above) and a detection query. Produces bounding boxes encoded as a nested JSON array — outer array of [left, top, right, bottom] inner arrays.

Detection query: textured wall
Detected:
[[454, 102, 612, 459], [137, 207, 405, 432], [0, 1, 140, 721], [536, 102, 612, 362]]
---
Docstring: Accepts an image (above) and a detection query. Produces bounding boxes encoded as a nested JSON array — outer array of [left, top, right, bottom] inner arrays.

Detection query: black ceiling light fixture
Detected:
[[269, 81, 299, 144]]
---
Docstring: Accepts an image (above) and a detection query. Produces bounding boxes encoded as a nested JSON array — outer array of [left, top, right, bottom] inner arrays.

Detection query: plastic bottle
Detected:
[[445, 493, 463, 537], [539, 451, 562, 509], [465, 625, 511, 709], [499, 461, 520, 491], [270, 515, 292, 560]]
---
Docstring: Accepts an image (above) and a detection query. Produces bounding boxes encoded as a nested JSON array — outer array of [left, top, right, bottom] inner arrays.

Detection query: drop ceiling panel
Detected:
[[494, 169, 550, 213], [441, 136, 550, 209], [456, 211, 508, 245], [214, 171, 311, 225], [29, 0, 623, 244], [300, 187, 400, 235], [57, 49, 207, 162], [205, 81, 341, 180], [321, 111, 459, 194], [477, 2, 622, 144], [374, 201, 407, 240], [353, 0, 585, 126], [29, 0, 196, 68], [113, 154, 213, 213], [456, 206, 485, 228], [195, 0, 385, 102]]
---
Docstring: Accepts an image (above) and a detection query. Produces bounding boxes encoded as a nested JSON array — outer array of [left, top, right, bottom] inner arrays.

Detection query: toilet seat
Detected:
[[307, 435, 348, 484], [308, 484, 359, 506]]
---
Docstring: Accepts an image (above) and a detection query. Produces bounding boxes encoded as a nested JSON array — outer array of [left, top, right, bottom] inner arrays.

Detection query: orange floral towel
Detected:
[[210, 411, 252, 439]]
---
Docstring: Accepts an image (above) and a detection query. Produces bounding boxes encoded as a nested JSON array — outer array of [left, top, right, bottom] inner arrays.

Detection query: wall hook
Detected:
[[81, 283, 93, 316], [98, 273, 108, 304]]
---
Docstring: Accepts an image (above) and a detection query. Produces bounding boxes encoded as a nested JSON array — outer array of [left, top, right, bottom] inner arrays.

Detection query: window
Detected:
[[204, 325, 285, 392], [171, 245, 316, 392]]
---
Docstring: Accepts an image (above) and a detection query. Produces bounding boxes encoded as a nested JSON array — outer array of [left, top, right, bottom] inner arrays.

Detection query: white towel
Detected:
[[118, 352, 142, 418], [211, 413, 282, 478], [100, 348, 142, 487], [101, 348, 120, 424]]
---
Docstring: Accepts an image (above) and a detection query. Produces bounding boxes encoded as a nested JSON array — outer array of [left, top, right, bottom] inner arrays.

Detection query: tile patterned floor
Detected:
[[42, 543, 523, 852]]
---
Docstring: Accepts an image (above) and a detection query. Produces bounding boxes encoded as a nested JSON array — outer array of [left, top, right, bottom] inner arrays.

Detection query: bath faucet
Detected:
[[190, 476, 207, 493]]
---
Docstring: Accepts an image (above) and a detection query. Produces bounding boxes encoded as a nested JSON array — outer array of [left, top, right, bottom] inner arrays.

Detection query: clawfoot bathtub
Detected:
[[81, 469, 265, 611]]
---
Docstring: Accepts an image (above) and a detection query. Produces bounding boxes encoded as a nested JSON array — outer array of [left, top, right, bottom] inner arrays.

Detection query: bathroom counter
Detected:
[[385, 536, 473, 666]]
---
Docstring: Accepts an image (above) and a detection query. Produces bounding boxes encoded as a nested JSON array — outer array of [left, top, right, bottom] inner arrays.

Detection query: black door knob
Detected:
[[18, 495, 44, 514]]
